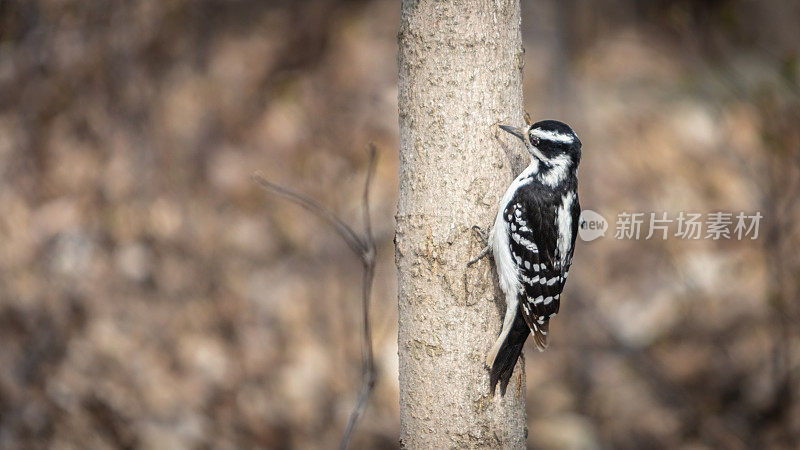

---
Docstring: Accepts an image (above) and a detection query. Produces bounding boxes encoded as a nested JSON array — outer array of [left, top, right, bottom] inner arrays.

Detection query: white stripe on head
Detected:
[[531, 128, 575, 144], [528, 145, 549, 162]]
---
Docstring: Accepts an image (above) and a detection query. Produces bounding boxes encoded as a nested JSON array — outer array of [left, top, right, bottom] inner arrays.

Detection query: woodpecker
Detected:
[[479, 119, 582, 396]]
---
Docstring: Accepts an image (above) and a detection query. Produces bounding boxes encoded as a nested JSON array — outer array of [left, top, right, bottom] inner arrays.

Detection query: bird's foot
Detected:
[[467, 225, 491, 267], [471, 225, 489, 246], [467, 246, 491, 267]]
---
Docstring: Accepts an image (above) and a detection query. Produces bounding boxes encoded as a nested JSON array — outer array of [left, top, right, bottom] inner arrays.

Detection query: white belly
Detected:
[[490, 161, 538, 298]]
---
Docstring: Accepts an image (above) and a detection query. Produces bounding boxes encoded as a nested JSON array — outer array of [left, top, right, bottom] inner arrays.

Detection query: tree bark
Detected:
[[396, 1, 526, 448]]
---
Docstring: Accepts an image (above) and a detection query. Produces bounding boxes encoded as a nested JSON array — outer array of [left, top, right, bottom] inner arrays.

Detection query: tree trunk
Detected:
[[396, 1, 527, 448]]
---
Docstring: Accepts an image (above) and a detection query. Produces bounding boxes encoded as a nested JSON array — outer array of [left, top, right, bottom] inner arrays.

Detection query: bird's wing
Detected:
[[505, 189, 572, 348]]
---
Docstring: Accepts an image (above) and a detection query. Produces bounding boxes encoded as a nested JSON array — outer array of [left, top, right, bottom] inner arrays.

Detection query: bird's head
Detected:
[[499, 119, 581, 165]]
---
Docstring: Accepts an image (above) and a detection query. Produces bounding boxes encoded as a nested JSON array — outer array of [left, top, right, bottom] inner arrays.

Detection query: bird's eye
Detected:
[[530, 135, 539, 146]]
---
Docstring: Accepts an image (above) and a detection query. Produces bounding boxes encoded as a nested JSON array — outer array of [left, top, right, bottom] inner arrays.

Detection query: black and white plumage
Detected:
[[486, 119, 582, 396]]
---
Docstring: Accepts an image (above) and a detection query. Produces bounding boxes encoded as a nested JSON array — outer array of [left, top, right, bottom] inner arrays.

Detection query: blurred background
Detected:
[[0, 0, 798, 448]]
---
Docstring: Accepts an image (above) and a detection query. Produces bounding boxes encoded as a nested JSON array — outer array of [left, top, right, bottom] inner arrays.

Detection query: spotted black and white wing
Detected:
[[505, 186, 580, 349]]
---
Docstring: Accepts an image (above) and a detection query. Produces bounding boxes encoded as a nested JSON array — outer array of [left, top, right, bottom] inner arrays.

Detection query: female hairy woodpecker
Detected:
[[482, 119, 581, 396]]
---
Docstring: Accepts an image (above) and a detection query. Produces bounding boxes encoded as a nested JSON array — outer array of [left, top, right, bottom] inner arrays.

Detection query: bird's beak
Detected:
[[500, 122, 550, 162], [498, 124, 526, 142]]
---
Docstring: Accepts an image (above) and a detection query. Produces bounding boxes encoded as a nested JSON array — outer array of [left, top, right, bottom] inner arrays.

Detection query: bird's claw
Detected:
[[467, 246, 491, 267], [467, 225, 491, 267], [471, 225, 489, 246]]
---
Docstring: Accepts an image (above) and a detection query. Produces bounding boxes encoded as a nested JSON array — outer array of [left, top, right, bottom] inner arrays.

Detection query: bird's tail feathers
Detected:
[[488, 312, 529, 396]]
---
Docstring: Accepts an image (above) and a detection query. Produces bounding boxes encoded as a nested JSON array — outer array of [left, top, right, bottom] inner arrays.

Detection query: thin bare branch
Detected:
[[340, 146, 378, 450], [252, 173, 367, 256], [362, 144, 378, 262], [253, 145, 379, 450]]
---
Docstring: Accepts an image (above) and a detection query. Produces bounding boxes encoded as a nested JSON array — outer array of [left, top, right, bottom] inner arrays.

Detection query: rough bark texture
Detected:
[[396, 1, 527, 448]]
